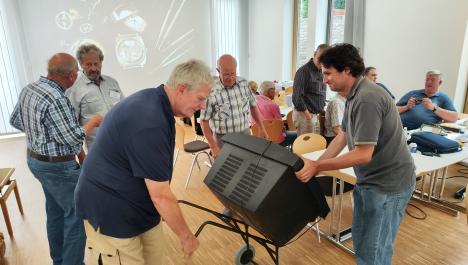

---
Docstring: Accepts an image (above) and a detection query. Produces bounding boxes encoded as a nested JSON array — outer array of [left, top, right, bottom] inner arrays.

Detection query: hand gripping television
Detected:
[[203, 133, 329, 246]]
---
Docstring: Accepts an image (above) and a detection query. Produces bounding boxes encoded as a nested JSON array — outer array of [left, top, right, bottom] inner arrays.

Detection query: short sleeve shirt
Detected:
[[66, 73, 124, 149], [342, 77, 415, 193], [324, 94, 345, 137], [75, 85, 175, 238], [200, 77, 256, 134], [396, 89, 456, 130]]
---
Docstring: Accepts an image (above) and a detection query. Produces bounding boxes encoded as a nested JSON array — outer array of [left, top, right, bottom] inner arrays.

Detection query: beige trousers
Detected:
[[292, 110, 321, 136], [84, 220, 164, 265]]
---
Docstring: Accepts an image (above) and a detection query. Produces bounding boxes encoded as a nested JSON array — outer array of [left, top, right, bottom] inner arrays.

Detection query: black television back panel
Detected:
[[204, 133, 327, 246]]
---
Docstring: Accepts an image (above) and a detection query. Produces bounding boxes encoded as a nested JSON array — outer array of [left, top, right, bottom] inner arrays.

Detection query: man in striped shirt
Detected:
[[292, 44, 330, 135], [200, 54, 267, 158], [10, 53, 102, 265]]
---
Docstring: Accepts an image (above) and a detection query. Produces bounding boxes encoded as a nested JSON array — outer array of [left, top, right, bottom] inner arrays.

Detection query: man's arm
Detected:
[[319, 131, 347, 160], [296, 143, 374, 183], [250, 106, 268, 139], [332, 126, 342, 136], [421, 98, 458, 122], [396, 97, 416, 114], [201, 120, 220, 158], [9, 102, 24, 132], [144, 179, 199, 257]]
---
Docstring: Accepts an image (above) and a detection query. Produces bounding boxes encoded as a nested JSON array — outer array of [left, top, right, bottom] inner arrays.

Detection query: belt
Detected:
[[28, 149, 76, 163]]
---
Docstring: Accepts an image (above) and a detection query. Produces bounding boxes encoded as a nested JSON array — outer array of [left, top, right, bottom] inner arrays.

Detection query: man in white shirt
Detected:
[[66, 44, 124, 153]]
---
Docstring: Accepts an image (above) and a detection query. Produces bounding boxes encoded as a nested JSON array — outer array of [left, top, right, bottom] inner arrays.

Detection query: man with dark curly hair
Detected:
[[296, 43, 416, 265]]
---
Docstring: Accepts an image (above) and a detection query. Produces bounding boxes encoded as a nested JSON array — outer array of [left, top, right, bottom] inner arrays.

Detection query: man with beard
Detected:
[[66, 43, 124, 153]]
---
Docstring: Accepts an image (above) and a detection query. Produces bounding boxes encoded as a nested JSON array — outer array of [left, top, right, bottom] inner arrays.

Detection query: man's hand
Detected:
[[421, 97, 435, 110], [211, 144, 220, 158], [295, 158, 319, 183], [83, 114, 103, 136], [406, 97, 417, 109], [180, 234, 200, 257]]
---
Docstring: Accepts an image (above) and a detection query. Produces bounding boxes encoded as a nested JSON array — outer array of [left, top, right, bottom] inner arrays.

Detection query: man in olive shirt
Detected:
[[296, 44, 415, 265]]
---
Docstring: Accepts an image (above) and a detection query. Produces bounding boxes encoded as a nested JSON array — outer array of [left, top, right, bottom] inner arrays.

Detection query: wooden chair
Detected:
[[251, 119, 284, 143], [292, 133, 327, 155], [174, 122, 212, 189], [0, 168, 24, 237], [286, 111, 295, 131]]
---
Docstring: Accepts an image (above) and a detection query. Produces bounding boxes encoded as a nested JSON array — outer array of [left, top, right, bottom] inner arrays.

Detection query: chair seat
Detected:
[[184, 140, 210, 153]]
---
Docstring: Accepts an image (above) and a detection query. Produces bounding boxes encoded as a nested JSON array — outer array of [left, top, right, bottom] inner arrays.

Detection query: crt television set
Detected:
[[204, 133, 329, 246]]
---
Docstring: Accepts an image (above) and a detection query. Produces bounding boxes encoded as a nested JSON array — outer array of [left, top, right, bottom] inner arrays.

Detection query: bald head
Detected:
[[48, 53, 78, 76], [216, 54, 237, 87], [47, 53, 78, 89]]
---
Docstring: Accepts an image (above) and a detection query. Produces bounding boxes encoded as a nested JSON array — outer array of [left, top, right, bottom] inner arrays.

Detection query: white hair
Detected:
[[258, 81, 275, 95], [167, 59, 214, 91], [426, 69, 443, 81]]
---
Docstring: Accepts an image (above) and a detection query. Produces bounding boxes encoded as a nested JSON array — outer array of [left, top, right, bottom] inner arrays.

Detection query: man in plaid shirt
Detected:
[[200, 54, 267, 158], [10, 53, 102, 265]]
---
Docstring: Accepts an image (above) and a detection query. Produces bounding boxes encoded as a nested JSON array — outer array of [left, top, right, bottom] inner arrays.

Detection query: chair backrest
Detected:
[[252, 119, 284, 142], [292, 133, 327, 155], [174, 122, 186, 150], [284, 86, 293, 95], [286, 111, 295, 131]]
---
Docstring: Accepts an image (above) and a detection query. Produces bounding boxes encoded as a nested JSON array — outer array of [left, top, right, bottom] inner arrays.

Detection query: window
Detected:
[[328, 0, 346, 44], [0, 8, 22, 135], [210, 0, 248, 76], [295, 0, 311, 70]]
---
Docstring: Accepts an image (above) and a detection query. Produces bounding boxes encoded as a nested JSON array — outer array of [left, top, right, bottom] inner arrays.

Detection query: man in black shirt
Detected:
[[292, 44, 330, 135]]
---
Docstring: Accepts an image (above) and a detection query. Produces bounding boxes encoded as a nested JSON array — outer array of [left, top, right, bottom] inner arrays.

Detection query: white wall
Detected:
[[364, 0, 468, 110], [17, 0, 212, 96], [248, 0, 293, 83]]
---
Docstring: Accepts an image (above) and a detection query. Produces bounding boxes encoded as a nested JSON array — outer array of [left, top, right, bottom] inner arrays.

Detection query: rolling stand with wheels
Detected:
[[179, 200, 281, 265]]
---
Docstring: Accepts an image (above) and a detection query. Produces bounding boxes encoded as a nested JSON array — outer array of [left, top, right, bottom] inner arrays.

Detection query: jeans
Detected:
[[27, 155, 85, 265], [352, 184, 414, 265]]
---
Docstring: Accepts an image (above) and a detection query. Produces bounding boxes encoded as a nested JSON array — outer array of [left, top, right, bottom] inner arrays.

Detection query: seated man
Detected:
[[364, 66, 395, 99], [324, 92, 346, 145], [255, 81, 297, 146], [396, 70, 457, 130]]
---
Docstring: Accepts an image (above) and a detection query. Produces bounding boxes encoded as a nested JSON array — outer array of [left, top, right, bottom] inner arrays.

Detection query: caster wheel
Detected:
[[234, 244, 255, 265]]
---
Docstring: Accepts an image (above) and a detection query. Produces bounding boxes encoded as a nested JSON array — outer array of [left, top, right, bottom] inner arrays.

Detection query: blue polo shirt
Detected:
[[75, 85, 175, 238], [396, 89, 456, 130]]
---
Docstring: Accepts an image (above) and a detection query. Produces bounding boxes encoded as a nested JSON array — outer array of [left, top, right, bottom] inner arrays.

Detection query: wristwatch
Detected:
[[432, 105, 438, 112]]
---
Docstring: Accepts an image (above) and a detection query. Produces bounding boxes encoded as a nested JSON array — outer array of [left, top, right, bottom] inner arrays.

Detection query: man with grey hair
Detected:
[[292, 43, 330, 135], [75, 59, 214, 264], [396, 70, 457, 129], [66, 43, 124, 153], [10, 53, 102, 265], [256, 80, 297, 146], [200, 54, 267, 158]]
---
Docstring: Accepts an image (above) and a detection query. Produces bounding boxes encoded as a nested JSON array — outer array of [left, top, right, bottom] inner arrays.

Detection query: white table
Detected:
[[303, 135, 468, 253]]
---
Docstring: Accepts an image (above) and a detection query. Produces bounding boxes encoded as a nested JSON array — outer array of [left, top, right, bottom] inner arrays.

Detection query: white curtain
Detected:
[[343, 0, 366, 52], [0, 0, 31, 134]]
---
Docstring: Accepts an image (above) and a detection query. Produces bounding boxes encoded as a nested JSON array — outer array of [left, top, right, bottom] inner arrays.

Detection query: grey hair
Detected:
[[76, 43, 104, 62], [258, 81, 275, 95], [167, 59, 215, 91], [47, 55, 78, 76], [426, 70, 443, 81]]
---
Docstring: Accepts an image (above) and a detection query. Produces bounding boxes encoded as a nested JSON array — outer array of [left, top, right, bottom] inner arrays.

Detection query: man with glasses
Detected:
[[200, 54, 267, 158]]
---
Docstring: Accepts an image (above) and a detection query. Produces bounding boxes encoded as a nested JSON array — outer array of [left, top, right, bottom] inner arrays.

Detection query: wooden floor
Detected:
[[0, 126, 468, 264]]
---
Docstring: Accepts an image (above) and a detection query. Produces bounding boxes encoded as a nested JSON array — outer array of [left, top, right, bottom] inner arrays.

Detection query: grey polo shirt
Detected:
[[342, 77, 415, 193], [66, 73, 124, 150]]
